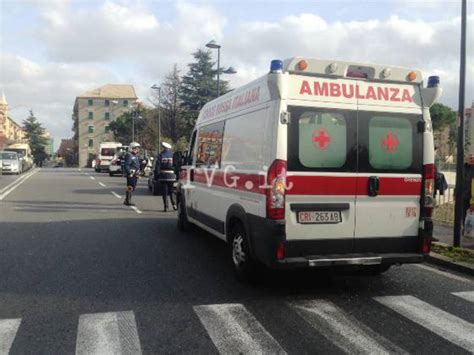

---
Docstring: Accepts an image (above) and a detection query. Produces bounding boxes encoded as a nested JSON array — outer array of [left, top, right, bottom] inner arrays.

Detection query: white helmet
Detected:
[[129, 142, 140, 149], [161, 142, 172, 149]]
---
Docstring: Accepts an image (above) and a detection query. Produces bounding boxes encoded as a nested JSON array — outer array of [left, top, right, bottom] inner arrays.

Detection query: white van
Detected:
[[97, 142, 122, 172], [177, 57, 441, 280], [6, 143, 34, 171]]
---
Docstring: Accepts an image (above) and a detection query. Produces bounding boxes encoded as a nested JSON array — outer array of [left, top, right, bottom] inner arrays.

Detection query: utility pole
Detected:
[[453, 0, 467, 247]]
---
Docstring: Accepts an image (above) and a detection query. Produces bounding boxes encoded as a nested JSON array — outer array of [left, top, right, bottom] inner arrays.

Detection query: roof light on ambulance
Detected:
[[427, 76, 440, 88], [297, 60, 308, 71], [407, 71, 417, 81], [270, 59, 283, 73]]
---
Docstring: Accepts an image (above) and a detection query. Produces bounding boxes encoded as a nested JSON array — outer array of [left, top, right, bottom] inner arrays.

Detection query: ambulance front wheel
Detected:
[[230, 223, 257, 282], [177, 195, 191, 232]]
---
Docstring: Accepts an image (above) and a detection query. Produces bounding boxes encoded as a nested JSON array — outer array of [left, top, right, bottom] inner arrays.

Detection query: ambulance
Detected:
[[176, 57, 442, 280]]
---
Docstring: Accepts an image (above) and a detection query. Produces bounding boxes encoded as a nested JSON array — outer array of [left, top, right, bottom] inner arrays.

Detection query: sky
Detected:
[[0, 0, 473, 149]]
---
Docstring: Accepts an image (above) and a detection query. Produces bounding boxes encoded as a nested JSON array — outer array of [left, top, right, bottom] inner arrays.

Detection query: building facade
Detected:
[[0, 93, 26, 149], [72, 84, 138, 167]]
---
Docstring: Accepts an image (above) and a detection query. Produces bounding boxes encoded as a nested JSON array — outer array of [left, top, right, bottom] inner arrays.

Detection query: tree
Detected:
[[109, 106, 147, 146], [157, 64, 187, 144], [180, 49, 229, 137], [22, 110, 48, 166], [430, 103, 456, 131]]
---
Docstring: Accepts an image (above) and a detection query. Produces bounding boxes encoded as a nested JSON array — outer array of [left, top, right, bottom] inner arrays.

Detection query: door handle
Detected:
[[368, 176, 379, 197]]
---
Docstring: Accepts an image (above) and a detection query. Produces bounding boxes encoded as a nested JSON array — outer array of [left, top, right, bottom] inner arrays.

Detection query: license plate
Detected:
[[297, 211, 342, 224]]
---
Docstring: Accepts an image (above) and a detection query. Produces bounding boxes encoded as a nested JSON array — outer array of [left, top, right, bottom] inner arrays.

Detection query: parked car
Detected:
[[5, 143, 33, 171], [0, 151, 22, 174]]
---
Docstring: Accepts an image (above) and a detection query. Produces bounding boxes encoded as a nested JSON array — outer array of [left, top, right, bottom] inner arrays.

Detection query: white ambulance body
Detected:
[[98, 142, 122, 171], [177, 57, 441, 279]]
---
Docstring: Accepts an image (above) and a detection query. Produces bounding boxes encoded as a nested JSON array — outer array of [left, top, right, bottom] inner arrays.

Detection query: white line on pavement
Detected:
[[414, 264, 473, 284], [375, 295, 474, 353], [0, 168, 37, 195], [452, 291, 474, 303], [76, 311, 142, 355], [0, 169, 39, 201], [194, 304, 286, 355], [291, 300, 406, 354], [0, 318, 22, 354], [98, 182, 106, 187], [89, 176, 95, 180], [111, 191, 121, 199], [130, 206, 142, 214]]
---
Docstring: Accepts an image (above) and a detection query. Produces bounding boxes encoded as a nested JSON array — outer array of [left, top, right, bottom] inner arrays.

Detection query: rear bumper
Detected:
[[275, 253, 425, 269]]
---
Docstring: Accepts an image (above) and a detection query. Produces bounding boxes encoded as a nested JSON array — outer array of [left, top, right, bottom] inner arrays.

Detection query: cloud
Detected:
[[1, 0, 472, 146]]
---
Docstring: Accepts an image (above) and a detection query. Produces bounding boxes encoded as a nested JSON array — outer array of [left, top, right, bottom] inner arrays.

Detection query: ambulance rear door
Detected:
[[354, 81, 424, 253]]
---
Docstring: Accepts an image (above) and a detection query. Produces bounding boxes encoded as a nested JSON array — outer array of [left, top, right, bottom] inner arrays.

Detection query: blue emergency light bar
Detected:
[[270, 60, 283, 73], [427, 76, 440, 88]]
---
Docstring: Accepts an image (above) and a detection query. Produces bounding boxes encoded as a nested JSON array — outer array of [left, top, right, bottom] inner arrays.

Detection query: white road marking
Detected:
[[194, 303, 286, 354], [0, 169, 39, 201], [375, 295, 474, 352], [130, 206, 142, 214], [0, 318, 21, 354], [111, 191, 121, 199], [292, 300, 406, 355], [452, 291, 474, 303], [414, 264, 473, 284], [98, 182, 106, 187], [76, 311, 142, 355], [89, 176, 95, 180]]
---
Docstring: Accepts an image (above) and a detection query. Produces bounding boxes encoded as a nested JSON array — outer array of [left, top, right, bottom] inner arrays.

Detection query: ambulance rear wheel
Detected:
[[230, 223, 256, 282]]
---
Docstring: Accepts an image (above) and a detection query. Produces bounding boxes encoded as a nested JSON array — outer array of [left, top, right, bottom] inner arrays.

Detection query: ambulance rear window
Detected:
[[287, 106, 357, 172]]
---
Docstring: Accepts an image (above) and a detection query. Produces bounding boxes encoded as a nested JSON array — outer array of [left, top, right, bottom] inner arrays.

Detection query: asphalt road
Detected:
[[0, 168, 473, 354]]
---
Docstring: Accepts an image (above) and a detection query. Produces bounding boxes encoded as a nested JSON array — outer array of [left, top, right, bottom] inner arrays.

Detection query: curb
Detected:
[[427, 252, 474, 276]]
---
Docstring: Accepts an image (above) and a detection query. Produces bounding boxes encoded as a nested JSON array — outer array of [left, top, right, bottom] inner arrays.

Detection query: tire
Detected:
[[230, 223, 257, 282], [357, 264, 391, 276], [177, 195, 192, 232]]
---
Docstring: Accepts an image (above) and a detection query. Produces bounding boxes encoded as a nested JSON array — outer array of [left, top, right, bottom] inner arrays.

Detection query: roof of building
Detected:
[[77, 84, 137, 99]]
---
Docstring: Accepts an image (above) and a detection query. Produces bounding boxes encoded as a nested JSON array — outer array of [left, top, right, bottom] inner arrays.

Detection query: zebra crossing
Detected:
[[0, 291, 472, 354]]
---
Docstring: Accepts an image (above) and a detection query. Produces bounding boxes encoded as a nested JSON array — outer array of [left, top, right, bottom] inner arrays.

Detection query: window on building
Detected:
[[105, 112, 110, 120], [88, 139, 94, 148], [123, 100, 129, 107], [88, 125, 94, 134], [105, 100, 110, 106], [88, 112, 93, 120], [88, 99, 93, 106], [105, 126, 110, 133]]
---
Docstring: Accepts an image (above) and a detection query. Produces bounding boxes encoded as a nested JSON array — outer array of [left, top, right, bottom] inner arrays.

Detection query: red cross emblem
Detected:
[[312, 129, 332, 150], [382, 131, 399, 153]]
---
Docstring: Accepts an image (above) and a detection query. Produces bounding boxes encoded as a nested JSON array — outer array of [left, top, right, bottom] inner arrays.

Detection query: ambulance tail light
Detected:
[[266, 159, 287, 220], [422, 163, 435, 218]]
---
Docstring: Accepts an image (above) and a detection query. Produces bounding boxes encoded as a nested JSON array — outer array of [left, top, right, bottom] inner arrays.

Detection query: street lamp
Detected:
[[129, 103, 142, 142], [206, 40, 223, 97], [151, 84, 161, 148]]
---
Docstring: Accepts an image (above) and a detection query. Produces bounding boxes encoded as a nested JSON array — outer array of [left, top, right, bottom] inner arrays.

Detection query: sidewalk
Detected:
[[433, 223, 474, 249]]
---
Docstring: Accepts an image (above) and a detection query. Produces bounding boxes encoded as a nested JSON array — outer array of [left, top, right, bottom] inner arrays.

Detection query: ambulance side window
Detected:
[[196, 121, 225, 168], [188, 130, 197, 165]]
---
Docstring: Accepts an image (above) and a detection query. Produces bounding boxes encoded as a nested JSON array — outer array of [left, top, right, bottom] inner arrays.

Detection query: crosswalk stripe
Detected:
[[0, 318, 21, 354], [375, 295, 474, 352], [291, 300, 406, 354], [452, 291, 474, 303], [76, 311, 142, 355], [194, 304, 286, 354]]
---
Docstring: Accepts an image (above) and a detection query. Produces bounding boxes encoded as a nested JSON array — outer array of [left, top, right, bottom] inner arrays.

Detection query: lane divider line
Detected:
[[89, 176, 95, 180], [0, 169, 39, 201], [99, 182, 106, 187], [131, 206, 142, 214], [414, 264, 473, 284], [111, 191, 121, 199], [0, 168, 38, 195]]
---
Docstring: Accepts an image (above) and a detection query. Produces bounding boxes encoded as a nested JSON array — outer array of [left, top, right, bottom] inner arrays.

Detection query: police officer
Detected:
[[123, 142, 141, 206], [156, 142, 176, 212]]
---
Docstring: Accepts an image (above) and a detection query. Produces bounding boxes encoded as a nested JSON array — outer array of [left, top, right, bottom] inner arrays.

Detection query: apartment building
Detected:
[[0, 93, 26, 149], [72, 84, 138, 167]]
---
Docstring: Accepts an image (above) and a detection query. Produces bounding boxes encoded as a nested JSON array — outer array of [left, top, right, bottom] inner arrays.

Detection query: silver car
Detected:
[[0, 151, 22, 174]]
